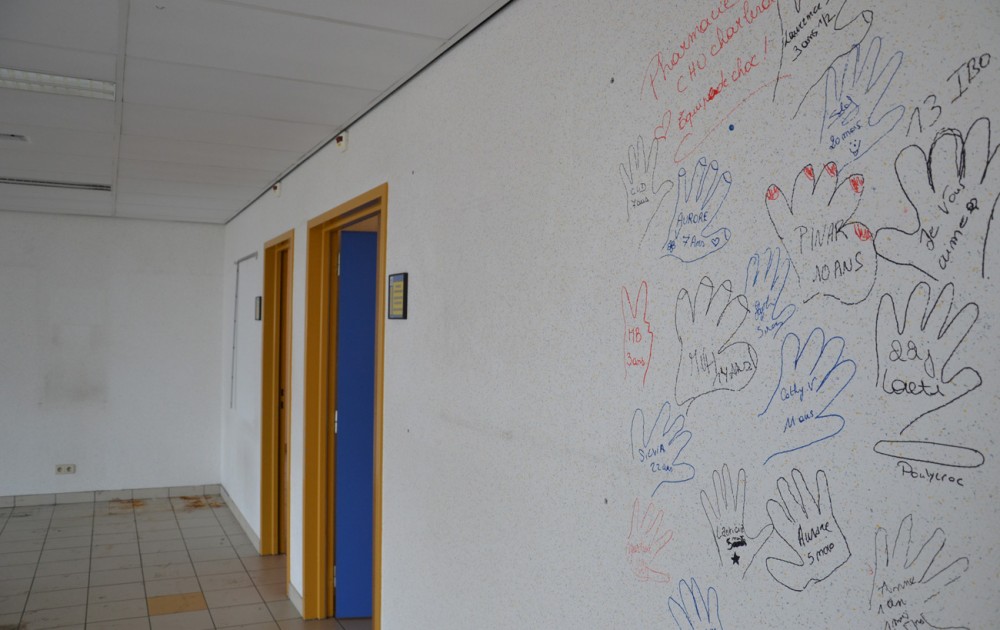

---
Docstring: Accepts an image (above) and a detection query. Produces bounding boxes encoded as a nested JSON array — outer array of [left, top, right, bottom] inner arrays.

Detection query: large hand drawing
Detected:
[[622, 281, 654, 387], [760, 328, 856, 465], [765, 469, 850, 592], [620, 135, 673, 249], [700, 465, 773, 577], [875, 282, 981, 432], [744, 247, 798, 340], [871, 515, 970, 630], [662, 157, 732, 263], [626, 498, 673, 583], [630, 401, 695, 496], [667, 577, 723, 630], [774, 0, 873, 113], [765, 161, 877, 304], [675, 277, 757, 406], [819, 36, 904, 166], [876, 117, 999, 282]]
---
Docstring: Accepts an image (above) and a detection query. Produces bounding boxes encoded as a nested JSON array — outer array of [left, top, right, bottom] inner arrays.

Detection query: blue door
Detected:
[[334, 231, 377, 618]]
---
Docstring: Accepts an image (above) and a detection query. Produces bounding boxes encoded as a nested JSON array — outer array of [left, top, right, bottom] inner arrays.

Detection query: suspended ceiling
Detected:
[[0, 0, 511, 224]]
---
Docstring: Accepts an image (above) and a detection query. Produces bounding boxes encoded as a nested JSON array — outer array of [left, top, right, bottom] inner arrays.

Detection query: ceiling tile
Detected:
[[224, 0, 507, 40], [0, 150, 113, 185], [0, 89, 116, 133], [116, 177, 259, 201], [0, 39, 117, 81], [0, 183, 113, 216], [115, 202, 236, 223], [0, 0, 121, 55], [0, 124, 115, 158], [128, 0, 444, 91], [119, 134, 301, 172], [123, 103, 332, 152], [117, 158, 276, 187], [125, 58, 379, 125]]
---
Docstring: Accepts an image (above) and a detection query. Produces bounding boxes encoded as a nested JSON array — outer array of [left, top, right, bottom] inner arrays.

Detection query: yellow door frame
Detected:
[[303, 184, 387, 623], [261, 229, 294, 569]]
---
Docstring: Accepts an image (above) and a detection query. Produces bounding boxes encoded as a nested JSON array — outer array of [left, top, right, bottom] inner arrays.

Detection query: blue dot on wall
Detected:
[[728, 124, 735, 131]]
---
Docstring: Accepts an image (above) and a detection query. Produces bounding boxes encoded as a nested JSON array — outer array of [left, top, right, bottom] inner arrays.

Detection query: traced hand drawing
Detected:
[[667, 577, 723, 630], [871, 515, 970, 630], [662, 157, 732, 263], [819, 36, 904, 166], [759, 328, 856, 465], [774, 0, 873, 113], [674, 277, 757, 406], [626, 497, 673, 583], [744, 247, 798, 340], [620, 135, 674, 249], [875, 282, 981, 433], [622, 281, 654, 387], [631, 401, 695, 496], [765, 469, 850, 591], [700, 465, 774, 577], [876, 117, 999, 282], [765, 161, 877, 304]]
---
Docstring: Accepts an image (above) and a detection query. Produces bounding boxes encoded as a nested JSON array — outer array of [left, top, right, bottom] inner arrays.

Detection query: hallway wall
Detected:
[[0, 210, 224, 496]]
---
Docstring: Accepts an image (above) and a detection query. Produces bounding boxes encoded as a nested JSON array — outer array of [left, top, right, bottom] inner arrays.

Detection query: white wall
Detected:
[[223, 0, 1000, 627], [0, 210, 224, 496]]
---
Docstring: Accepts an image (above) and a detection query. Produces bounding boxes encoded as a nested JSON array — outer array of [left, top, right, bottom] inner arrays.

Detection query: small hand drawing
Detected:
[[622, 281, 654, 387], [765, 468, 850, 591], [630, 401, 695, 496], [700, 465, 773, 577], [759, 327, 856, 465], [875, 282, 981, 434], [877, 117, 999, 282], [820, 35, 904, 166], [662, 157, 732, 263], [667, 577, 723, 630], [765, 161, 877, 305], [626, 497, 673, 583], [620, 135, 673, 249], [871, 515, 970, 630], [674, 277, 757, 406], [744, 246, 798, 340], [774, 0, 873, 114]]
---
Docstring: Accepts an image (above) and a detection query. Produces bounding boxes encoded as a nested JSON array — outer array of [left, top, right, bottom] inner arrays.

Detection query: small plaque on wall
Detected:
[[388, 273, 408, 319]]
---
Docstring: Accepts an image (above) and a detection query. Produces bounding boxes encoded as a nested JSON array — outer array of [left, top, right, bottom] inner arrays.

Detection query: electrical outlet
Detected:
[[56, 464, 76, 475]]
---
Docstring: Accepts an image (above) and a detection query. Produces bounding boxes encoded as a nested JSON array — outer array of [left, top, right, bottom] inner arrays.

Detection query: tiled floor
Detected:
[[0, 494, 372, 630]]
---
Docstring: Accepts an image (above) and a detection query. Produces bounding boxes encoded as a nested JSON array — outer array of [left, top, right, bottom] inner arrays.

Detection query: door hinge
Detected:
[[333, 564, 336, 588], [334, 410, 338, 435], [337, 252, 341, 276]]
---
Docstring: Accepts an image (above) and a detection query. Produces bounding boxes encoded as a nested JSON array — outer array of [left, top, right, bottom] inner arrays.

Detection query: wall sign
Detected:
[[388, 273, 407, 319]]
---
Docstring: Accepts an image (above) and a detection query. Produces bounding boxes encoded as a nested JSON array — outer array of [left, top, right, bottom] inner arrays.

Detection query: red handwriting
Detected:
[[622, 281, 654, 387]]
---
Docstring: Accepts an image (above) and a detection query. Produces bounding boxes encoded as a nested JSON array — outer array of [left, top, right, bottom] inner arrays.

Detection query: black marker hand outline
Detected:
[[700, 465, 774, 577]]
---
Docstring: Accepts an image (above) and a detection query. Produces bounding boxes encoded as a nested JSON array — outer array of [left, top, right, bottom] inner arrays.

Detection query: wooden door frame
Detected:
[[303, 184, 387, 622], [261, 229, 294, 566]]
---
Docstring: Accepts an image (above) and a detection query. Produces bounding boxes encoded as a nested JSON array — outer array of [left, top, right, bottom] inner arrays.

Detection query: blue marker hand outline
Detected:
[[744, 246, 798, 339], [663, 157, 732, 263], [668, 577, 723, 630], [759, 328, 855, 465], [821, 36, 904, 166], [630, 401, 695, 496]]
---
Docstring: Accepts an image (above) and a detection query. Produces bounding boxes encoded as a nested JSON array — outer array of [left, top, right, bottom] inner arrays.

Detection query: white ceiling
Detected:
[[0, 0, 511, 224]]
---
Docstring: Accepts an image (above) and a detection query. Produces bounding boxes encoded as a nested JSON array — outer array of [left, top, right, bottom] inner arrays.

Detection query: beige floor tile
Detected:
[[204, 585, 262, 608], [194, 558, 245, 576], [18, 603, 87, 628], [149, 609, 214, 630], [91, 555, 143, 572], [143, 563, 195, 581], [254, 581, 288, 602], [142, 551, 191, 567], [39, 546, 90, 563], [187, 546, 237, 562], [93, 533, 139, 546], [139, 539, 187, 554], [229, 622, 279, 630], [88, 582, 147, 605], [31, 572, 90, 592], [147, 591, 207, 615], [266, 599, 300, 621], [183, 526, 226, 540], [90, 567, 145, 587], [35, 558, 90, 577], [138, 530, 183, 543], [47, 526, 93, 540], [87, 598, 149, 623], [86, 616, 152, 629], [240, 556, 285, 572], [0, 577, 32, 596], [0, 592, 27, 614], [0, 612, 21, 627], [144, 577, 201, 598], [250, 568, 285, 585], [93, 542, 141, 558], [184, 536, 230, 550], [0, 539, 43, 554], [198, 571, 253, 592], [277, 619, 343, 629], [0, 550, 40, 565], [25, 586, 88, 611], [209, 602, 273, 627]]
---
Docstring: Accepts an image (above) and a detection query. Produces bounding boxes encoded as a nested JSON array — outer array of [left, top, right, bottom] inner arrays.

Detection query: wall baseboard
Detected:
[[0, 484, 223, 508], [220, 484, 262, 553]]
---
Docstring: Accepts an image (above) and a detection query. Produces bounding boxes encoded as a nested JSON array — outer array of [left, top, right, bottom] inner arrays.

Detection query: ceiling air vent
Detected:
[[0, 133, 29, 143], [0, 177, 111, 192]]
